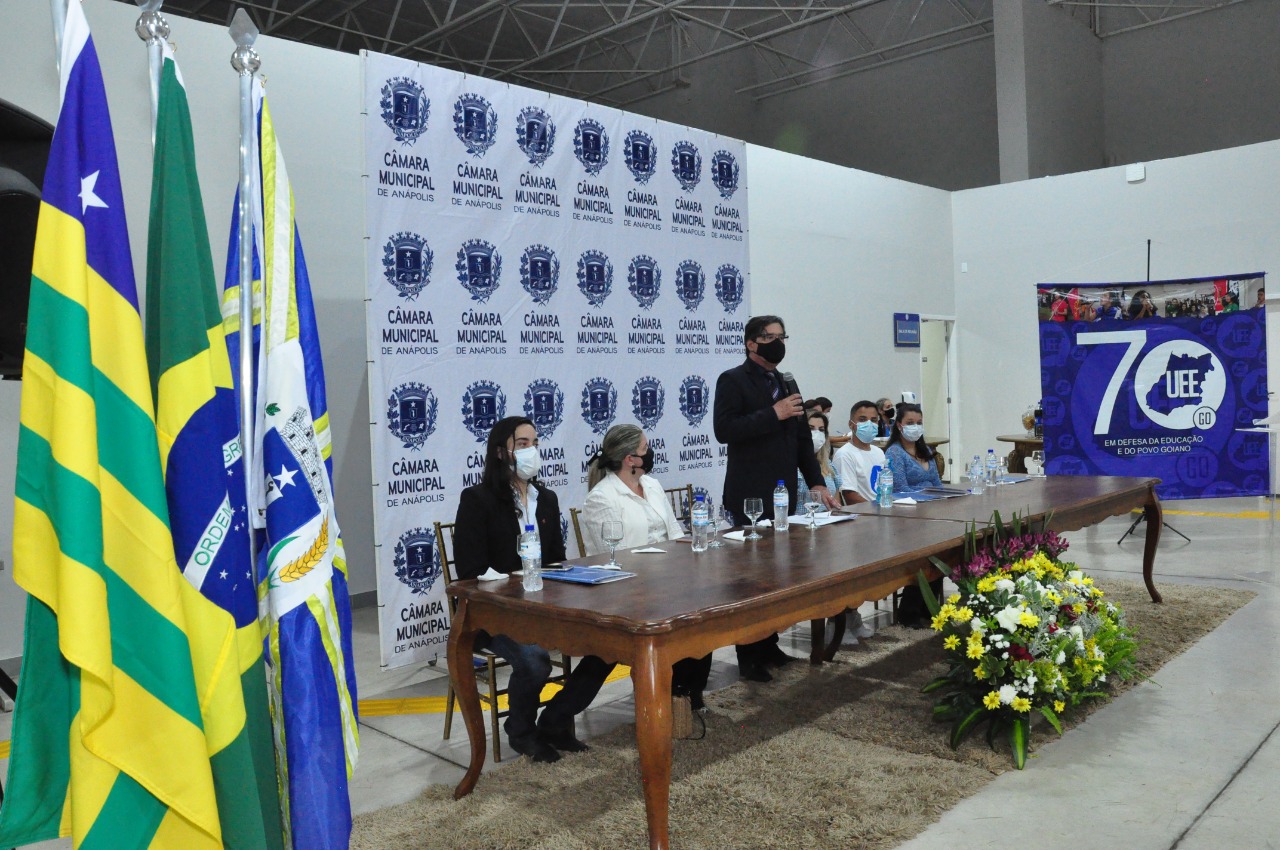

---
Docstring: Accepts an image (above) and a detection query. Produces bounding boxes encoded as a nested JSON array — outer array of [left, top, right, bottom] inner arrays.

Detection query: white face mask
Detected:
[[901, 424, 925, 442], [810, 430, 826, 453], [513, 445, 540, 481]]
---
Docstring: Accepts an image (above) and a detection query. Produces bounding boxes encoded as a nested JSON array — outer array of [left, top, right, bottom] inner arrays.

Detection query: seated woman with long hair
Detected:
[[453, 416, 615, 762], [582, 423, 714, 712]]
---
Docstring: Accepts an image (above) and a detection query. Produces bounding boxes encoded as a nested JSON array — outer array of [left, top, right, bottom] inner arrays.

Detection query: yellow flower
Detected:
[[931, 613, 948, 631], [953, 607, 974, 622], [947, 593, 961, 605], [973, 665, 987, 679], [1053, 700, 1065, 713], [943, 635, 960, 650], [983, 692, 1001, 709], [1019, 611, 1040, 627], [967, 639, 985, 660], [1012, 697, 1032, 712], [977, 576, 999, 594]]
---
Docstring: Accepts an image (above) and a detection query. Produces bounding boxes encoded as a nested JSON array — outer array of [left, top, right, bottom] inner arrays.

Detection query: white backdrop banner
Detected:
[[362, 52, 750, 668]]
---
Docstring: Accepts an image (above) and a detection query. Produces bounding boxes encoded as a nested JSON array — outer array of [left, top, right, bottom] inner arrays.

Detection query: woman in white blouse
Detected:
[[582, 424, 712, 711], [582, 424, 684, 553]]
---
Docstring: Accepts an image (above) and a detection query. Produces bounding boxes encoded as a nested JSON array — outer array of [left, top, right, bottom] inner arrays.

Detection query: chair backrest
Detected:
[[434, 521, 459, 584], [837, 488, 849, 507], [664, 483, 694, 523], [568, 508, 587, 558]]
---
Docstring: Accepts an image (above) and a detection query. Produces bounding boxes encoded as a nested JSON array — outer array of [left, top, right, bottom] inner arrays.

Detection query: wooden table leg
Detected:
[[449, 597, 487, 800], [1141, 488, 1164, 603], [631, 639, 673, 850]]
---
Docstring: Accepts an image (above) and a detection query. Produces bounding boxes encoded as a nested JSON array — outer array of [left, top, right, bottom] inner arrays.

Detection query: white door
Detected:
[[919, 319, 954, 480]]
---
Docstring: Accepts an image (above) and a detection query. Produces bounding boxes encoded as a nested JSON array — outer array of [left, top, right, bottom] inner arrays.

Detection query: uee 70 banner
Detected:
[[1037, 274, 1268, 499]]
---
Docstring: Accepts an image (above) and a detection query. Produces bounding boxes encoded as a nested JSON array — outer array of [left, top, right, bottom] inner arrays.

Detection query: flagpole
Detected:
[[230, 9, 261, 582], [50, 0, 67, 72], [134, 0, 168, 141]]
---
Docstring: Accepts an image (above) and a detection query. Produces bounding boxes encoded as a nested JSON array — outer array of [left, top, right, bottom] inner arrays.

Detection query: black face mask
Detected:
[[640, 446, 655, 473], [754, 338, 786, 365]]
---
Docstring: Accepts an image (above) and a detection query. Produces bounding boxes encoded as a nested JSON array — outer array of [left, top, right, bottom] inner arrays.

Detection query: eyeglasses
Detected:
[[756, 332, 789, 343]]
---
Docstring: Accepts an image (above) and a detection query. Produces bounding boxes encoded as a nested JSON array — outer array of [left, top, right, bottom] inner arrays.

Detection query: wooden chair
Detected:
[[664, 483, 694, 525], [569, 507, 587, 558], [435, 521, 573, 762]]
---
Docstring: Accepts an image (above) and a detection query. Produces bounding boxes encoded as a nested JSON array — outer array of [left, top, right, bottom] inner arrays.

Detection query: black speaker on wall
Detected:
[[1, 98, 54, 380]]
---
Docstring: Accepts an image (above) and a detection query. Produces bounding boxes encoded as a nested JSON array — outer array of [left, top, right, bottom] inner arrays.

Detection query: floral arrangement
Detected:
[[920, 512, 1137, 768]]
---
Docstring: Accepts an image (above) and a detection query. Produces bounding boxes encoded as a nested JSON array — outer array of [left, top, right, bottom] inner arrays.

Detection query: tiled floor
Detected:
[[4, 498, 1279, 849]]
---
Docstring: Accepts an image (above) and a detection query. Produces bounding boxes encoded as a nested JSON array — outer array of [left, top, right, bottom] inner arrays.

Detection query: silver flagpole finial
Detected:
[[230, 8, 260, 73], [134, 0, 169, 42]]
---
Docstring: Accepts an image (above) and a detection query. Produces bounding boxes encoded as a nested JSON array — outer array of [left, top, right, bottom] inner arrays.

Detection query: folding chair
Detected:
[[435, 521, 573, 762]]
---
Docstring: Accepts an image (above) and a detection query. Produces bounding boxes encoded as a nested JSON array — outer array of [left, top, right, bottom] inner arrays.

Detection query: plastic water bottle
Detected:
[[691, 495, 710, 552], [986, 449, 998, 486], [878, 466, 894, 508], [969, 456, 985, 494], [519, 524, 542, 592], [772, 480, 789, 531]]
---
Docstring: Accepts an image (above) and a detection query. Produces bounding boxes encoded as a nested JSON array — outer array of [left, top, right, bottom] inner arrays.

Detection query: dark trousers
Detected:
[[480, 633, 615, 742], [725, 503, 782, 664], [672, 653, 712, 696]]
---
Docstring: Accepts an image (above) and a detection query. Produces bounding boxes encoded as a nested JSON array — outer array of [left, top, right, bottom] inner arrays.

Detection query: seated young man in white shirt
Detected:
[[834, 399, 886, 504]]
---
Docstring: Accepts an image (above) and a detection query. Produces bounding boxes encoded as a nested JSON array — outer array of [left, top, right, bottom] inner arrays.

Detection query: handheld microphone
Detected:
[[781, 371, 800, 398]]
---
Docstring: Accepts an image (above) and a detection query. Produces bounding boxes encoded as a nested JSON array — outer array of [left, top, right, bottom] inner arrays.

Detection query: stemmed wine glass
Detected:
[[707, 500, 725, 548], [1030, 449, 1046, 476], [804, 497, 823, 530], [743, 498, 764, 540], [601, 520, 623, 567]]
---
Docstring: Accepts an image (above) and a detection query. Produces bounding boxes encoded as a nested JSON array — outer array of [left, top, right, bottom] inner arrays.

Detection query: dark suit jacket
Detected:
[[452, 481, 567, 580], [713, 358, 822, 521]]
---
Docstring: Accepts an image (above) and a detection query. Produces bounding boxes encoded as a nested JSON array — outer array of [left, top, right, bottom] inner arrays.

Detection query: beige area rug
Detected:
[[352, 580, 1252, 850]]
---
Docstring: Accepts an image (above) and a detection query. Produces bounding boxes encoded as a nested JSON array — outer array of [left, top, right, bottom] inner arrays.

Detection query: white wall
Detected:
[[951, 139, 1280, 471], [746, 144, 955, 430]]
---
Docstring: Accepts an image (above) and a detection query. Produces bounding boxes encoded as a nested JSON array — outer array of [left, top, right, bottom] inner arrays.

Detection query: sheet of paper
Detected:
[[892, 496, 918, 505], [476, 568, 507, 581], [631, 547, 666, 553], [721, 530, 748, 542]]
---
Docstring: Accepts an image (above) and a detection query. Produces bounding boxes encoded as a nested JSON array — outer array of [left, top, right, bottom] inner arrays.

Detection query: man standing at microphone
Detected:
[[713, 315, 838, 682]]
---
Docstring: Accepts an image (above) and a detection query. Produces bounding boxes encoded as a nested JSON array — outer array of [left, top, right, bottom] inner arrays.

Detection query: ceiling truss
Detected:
[[125, 0, 1249, 108]]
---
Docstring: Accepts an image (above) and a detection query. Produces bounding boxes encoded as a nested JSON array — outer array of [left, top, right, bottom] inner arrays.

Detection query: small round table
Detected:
[[996, 433, 1043, 473]]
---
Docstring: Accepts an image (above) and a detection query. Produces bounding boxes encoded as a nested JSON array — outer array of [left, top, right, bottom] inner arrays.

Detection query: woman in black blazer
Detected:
[[452, 416, 614, 763]]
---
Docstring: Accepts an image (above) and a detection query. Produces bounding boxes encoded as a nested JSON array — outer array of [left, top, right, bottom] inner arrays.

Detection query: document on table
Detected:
[[541, 566, 636, 585], [785, 513, 854, 527]]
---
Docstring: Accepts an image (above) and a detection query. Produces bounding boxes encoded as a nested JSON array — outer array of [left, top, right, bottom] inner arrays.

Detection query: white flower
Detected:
[[1024, 673, 1038, 690], [1068, 570, 1083, 582], [995, 606, 1024, 631], [1069, 625, 1084, 640], [995, 579, 1016, 594], [970, 617, 987, 635], [998, 685, 1017, 705], [1055, 651, 1066, 665]]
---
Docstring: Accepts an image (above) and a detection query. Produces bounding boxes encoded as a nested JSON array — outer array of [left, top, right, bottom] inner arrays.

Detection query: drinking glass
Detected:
[[996, 457, 1008, 484], [743, 498, 764, 540], [804, 498, 823, 529], [707, 500, 724, 548], [1029, 450, 1045, 476], [602, 520, 623, 567]]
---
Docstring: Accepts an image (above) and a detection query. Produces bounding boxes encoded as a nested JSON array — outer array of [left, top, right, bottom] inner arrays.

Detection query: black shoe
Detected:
[[738, 661, 773, 683], [689, 691, 706, 713], [762, 645, 794, 667], [539, 727, 590, 753], [509, 734, 561, 763]]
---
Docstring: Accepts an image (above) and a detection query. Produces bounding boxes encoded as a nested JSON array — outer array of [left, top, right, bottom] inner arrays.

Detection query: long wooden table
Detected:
[[447, 475, 1162, 849], [840, 475, 1163, 603]]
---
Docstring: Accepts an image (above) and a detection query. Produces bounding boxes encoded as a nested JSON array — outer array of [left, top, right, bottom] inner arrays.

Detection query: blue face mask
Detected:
[[855, 421, 879, 443], [901, 424, 925, 442]]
